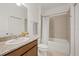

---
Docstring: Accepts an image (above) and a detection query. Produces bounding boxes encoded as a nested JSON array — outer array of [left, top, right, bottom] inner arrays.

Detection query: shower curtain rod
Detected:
[[49, 11, 68, 18]]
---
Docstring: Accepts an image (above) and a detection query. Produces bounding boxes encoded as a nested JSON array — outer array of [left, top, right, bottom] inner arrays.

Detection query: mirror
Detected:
[[0, 3, 27, 36]]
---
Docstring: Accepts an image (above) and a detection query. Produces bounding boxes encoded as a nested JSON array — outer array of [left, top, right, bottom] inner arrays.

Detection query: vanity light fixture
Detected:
[[16, 3, 21, 6], [16, 3, 26, 7]]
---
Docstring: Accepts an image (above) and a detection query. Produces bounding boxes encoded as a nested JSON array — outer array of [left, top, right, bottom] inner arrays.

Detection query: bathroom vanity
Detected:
[[4, 40, 37, 56], [0, 36, 38, 56]]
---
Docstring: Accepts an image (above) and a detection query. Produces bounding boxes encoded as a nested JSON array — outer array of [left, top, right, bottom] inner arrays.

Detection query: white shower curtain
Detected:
[[41, 16, 49, 45]]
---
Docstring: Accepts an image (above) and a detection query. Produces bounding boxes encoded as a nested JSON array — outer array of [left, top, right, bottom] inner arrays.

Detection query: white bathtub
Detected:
[[48, 38, 70, 56]]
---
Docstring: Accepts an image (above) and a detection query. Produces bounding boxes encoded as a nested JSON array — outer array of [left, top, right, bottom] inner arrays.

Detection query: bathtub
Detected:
[[48, 38, 70, 56]]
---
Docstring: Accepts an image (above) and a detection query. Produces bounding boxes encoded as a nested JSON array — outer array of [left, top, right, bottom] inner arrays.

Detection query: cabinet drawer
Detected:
[[5, 40, 37, 56], [23, 45, 37, 56]]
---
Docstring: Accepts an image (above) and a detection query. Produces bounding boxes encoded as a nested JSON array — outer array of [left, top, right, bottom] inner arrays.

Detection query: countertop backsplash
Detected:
[[0, 35, 18, 42]]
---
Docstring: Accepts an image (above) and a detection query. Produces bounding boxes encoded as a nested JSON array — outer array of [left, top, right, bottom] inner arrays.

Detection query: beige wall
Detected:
[[66, 11, 70, 41], [49, 14, 70, 41]]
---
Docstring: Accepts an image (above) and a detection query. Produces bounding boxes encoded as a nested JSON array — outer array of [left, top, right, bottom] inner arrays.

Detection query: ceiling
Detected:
[[25, 3, 70, 11], [40, 3, 70, 11]]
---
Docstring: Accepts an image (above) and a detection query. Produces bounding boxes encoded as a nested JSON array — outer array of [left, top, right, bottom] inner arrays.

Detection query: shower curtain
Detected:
[[41, 16, 49, 45]]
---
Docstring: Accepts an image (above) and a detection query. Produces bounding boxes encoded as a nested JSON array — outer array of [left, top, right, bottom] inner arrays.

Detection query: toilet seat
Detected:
[[38, 44, 48, 48]]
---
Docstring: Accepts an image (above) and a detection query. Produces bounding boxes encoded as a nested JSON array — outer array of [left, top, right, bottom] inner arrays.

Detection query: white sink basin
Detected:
[[6, 37, 29, 45]]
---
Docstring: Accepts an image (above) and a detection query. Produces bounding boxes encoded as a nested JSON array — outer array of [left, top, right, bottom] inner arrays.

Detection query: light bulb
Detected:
[[16, 3, 21, 6]]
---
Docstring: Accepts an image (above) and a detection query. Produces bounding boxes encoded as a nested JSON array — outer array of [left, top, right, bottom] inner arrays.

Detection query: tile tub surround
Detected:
[[0, 36, 38, 56]]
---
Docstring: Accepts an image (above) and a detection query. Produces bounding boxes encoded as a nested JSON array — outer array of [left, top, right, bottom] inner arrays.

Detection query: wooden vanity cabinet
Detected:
[[4, 40, 37, 56], [23, 46, 37, 56]]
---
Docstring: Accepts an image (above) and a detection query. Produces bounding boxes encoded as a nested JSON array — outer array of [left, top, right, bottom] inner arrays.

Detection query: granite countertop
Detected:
[[0, 36, 38, 56]]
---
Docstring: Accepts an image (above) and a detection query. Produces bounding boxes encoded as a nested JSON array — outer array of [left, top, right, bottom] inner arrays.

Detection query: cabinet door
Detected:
[[23, 46, 37, 56], [4, 40, 37, 56]]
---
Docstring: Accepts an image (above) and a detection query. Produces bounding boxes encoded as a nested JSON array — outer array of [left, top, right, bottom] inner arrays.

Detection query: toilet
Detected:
[[38, 38, 48, 55], [38, 44, 48, 49], [38, 38, 48, 49], [38, 44, 48, 56]]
